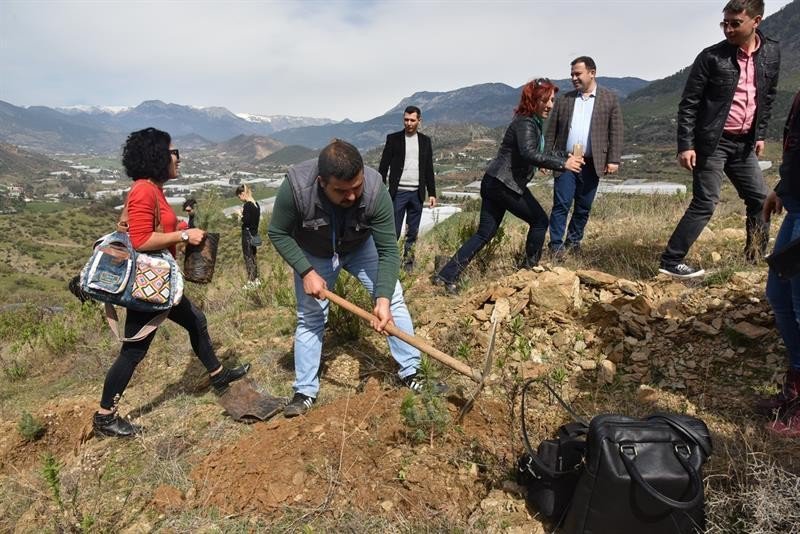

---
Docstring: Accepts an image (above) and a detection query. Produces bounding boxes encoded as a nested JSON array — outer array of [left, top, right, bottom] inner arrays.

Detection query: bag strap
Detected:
[[103, 303, 169, 343], [619, 442, 704, 510], [647, 413, 712, 458], [117, 180, 164, 234], [520, 378, 587, 478]]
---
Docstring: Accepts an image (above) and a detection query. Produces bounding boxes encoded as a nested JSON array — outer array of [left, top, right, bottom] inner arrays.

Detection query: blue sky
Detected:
[[0, 0, 793, 121]]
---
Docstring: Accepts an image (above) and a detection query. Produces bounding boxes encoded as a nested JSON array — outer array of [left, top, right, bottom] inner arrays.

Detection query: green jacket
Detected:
[[267, 160, 400, 298]]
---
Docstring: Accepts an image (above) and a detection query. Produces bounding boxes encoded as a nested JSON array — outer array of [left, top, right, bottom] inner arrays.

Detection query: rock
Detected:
[[551, 331, 571, 349], [637, 385, 658, 403], [598, 360, 616, 384], [720, 228, 746, 240], [577, 269, 618, 287], [617, 279, 639, 296], [733, 321, 770, 339], [473, 309, 489, 322], [692, 320, 719, 336], [493, 297, 511, 321], [711, 251, 722, 263], [528, 268, 581, 311], [380, 500, 395, 512], [696, 226, 716, 241], [573, 340, 587, 353], [578, 359, 597, 371]]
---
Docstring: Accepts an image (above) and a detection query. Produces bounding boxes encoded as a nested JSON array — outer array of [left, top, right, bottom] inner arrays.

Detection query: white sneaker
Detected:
[[658, 263, 705, 279]]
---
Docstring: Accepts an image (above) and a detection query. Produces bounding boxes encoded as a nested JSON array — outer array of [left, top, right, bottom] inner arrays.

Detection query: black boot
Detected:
[[93, 411, 142, 438], [211, 363, 251, 393]]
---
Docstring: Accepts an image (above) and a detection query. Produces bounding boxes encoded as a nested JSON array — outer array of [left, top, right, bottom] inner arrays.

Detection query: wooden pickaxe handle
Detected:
[[323, 289, 483, 383]]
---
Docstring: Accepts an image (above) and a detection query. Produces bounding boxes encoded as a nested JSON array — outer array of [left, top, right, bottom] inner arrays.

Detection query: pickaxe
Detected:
[[323, 289, 498, 420]]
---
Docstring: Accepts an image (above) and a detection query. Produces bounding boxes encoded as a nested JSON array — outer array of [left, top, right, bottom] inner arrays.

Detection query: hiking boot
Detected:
[[756, 367, 800, 416], [549, 247, 567, 263], [765, 405, 800, 438], [432, 275, 458, 295], [401, 373, 449, 395], [211, 363, 251, 393], [284, 392, 315, 417], [93, 411, 142, 438], [658, 263, 705, 279], [402, 260, 415, 274]]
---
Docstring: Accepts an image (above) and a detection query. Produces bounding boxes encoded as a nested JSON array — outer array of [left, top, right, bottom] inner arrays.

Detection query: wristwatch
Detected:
[[181, 231, 189, 242]]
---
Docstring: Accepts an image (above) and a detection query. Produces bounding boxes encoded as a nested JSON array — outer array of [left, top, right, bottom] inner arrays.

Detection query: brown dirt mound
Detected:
[[192, 378, 515, 521], [0, 398, 94, 474]]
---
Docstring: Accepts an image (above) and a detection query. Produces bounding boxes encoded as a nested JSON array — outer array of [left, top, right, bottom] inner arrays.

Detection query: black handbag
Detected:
[[517, 379, 588, 523], [248, 233, 263, 247], [562, 412, 713, 534]]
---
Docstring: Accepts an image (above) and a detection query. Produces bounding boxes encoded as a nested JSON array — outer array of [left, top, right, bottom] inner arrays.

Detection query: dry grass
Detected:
[[1, 174, 798, 532]]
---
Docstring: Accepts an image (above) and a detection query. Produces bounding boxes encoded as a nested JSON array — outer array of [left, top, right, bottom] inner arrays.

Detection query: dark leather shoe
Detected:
[[432, 275, 458, 295], [211, 363, 251, 393], [93, 411, 142, 438]]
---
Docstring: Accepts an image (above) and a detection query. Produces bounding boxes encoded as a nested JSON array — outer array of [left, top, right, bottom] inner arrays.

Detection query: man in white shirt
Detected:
[[378, 106, 437, 272]]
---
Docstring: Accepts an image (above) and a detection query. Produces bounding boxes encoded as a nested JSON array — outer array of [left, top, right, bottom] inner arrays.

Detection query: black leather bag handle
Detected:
[[647, 413, 712, 458], [520, 379, 587, 478], [619, 443, 704, 510]]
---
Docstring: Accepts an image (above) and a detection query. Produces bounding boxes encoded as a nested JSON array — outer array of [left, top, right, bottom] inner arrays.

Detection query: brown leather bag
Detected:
[[184, 232, 219, 284]]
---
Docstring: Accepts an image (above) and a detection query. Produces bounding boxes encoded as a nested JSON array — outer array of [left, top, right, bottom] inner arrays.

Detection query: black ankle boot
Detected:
[[93, 411, 142, 438], [211, 363, 251, 392]]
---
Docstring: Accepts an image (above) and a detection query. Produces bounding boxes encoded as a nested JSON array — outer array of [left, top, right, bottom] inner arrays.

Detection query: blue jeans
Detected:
[[548, 162, 600, 250], [292, 236, 420, 397], [437, 174, 548, 283], [393, 190, 423, 261], [766, 195, 800, 370]]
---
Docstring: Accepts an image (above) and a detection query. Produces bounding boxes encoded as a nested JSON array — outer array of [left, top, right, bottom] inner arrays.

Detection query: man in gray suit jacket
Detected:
[[545, 56, 623, 257]]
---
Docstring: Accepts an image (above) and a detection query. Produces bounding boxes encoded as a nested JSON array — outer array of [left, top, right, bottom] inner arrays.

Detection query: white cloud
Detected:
[[0, 0, 792, 121]]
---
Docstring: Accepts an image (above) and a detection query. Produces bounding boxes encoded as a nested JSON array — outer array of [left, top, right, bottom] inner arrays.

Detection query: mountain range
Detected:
[[2, 0, 799, 159], [0, 78, 648, 155]]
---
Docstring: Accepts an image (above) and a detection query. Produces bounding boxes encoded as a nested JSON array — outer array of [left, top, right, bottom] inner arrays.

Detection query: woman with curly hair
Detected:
[[235, 183, 261, 284], [93, 127, 250, 438], [433, 79, 584, 293]]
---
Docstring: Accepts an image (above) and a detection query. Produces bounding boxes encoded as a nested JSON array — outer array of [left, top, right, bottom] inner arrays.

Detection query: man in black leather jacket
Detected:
[[659, 0, 780, 279]]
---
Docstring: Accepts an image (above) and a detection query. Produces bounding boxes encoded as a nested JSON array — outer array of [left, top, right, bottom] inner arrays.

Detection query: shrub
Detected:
[[17, 411, 45, 442]]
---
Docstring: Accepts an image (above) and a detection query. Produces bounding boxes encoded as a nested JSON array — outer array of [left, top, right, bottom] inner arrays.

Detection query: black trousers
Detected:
[[661, 135, 769, 266], [99, 296, 221, 409], [438, 174, 548, 283], [241, 229, 259, 281]]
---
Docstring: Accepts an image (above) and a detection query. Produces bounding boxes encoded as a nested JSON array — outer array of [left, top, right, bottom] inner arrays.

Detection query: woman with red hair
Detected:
[[434, 79, 584, 292]]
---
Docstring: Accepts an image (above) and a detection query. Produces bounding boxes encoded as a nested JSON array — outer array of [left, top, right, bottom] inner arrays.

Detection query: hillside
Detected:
[[1, 176, 799, 531], [0, 142, 67, 183]]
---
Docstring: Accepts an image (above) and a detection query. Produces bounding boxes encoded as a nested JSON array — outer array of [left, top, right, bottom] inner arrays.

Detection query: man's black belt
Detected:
[[722, 130, 752, 141]]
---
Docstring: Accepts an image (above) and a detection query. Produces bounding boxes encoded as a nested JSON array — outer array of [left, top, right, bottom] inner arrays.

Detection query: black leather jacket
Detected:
[[677, 30, 780, 156], [485, 115, 567, 195]]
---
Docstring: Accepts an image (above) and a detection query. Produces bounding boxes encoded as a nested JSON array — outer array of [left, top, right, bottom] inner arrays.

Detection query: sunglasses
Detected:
[[169, 149, 180, 161], [535, 77, 551, 85], [719, 19, 745, 29]]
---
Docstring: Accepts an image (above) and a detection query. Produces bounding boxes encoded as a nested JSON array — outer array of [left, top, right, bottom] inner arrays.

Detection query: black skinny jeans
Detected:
[[99, 296, 221, 409], [438, 174, 548, 283]]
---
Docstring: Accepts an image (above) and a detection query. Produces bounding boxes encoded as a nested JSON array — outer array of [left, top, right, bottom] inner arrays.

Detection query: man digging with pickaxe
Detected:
[[267, 139, 449, 417]]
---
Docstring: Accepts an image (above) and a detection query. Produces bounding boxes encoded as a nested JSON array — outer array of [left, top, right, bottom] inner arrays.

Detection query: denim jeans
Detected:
[[100, 296, 221, 409], [437, 174, 548, 283], [393, 189, 423, 262], [661, 135, 768, 266], [548, 161, 600, 251], [292, 236, 420, 398], [766, 195, 800, 370]]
